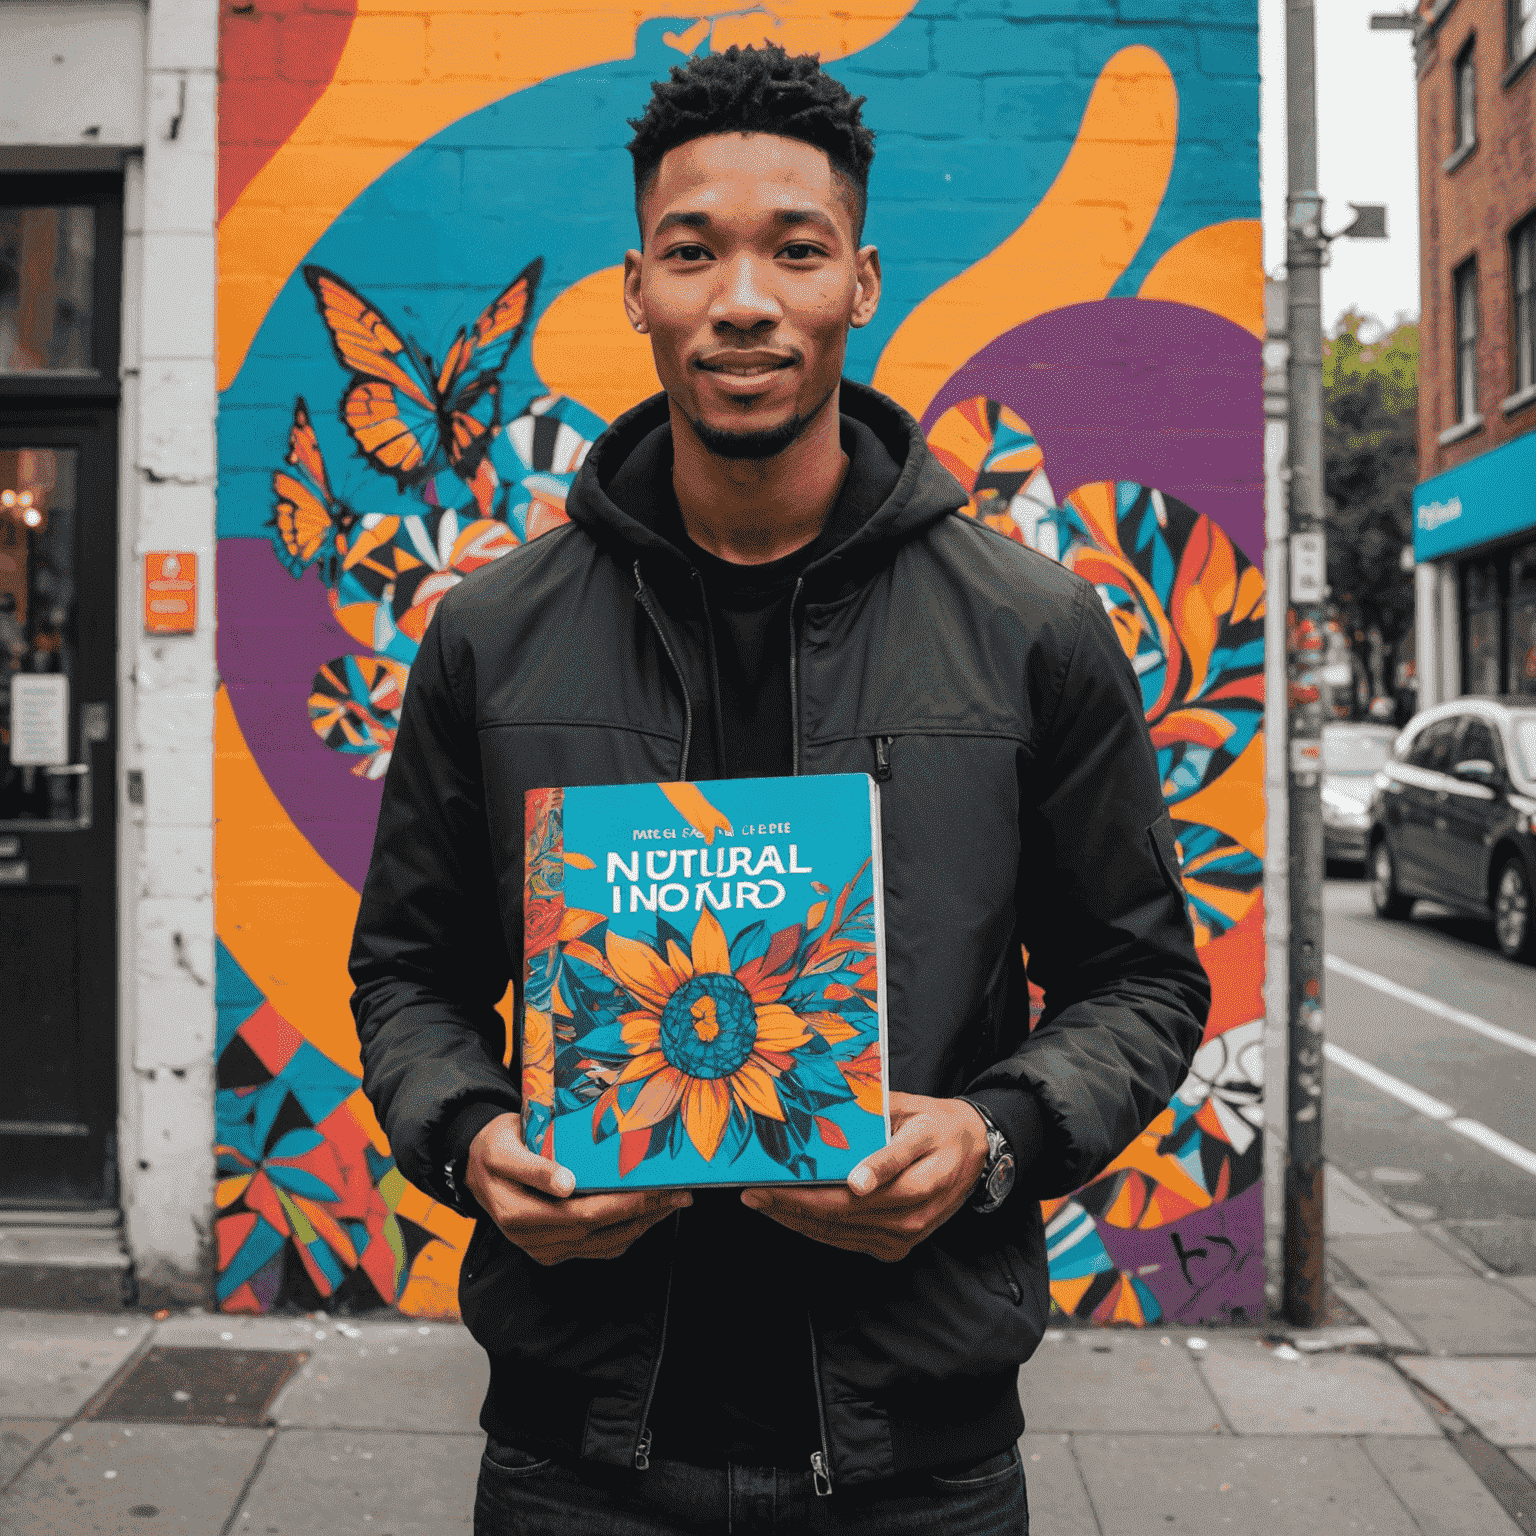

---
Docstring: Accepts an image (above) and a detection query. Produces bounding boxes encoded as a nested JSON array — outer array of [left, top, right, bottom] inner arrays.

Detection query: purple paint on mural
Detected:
[[218, 536, 382, 892], [1097, 1182, 1265, 1325], [920, 298, 1263, 565]]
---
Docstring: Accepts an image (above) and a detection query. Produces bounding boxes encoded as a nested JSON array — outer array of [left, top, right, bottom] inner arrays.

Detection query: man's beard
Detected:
[[686, 384, 836, 462]]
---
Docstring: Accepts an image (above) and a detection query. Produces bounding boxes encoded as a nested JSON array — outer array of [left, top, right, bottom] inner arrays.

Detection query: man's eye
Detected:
[[670, 244, 712, 261], [781, 243, 823, 260]]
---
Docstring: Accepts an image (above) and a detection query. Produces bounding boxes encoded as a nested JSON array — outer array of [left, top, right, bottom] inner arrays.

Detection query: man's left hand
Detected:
[[739, 1092, 991, 1262]]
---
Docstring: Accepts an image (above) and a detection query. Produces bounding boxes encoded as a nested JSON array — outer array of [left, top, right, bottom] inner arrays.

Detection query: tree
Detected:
[[1323, 311, 1418, 680]]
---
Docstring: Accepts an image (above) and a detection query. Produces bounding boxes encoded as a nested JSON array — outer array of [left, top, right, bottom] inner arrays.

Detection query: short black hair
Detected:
[[627, 45, 876, 241]]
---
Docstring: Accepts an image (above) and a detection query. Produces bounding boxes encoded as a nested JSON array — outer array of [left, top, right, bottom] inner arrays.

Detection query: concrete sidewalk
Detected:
[[0, 1167, 1532, 1534]]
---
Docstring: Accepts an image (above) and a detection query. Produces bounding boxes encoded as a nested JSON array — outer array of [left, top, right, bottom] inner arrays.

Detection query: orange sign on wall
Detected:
[[143, 552, 198, 634]]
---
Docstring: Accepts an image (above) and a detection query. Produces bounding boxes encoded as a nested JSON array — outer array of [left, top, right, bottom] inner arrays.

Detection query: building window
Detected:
[[1515, 218, 1536, 394], [1513, 0, 1536, 64], [1455, 40, 1476, 151], [1454, 259, 1479, 423], [1463, 557, 1504, 696], [1512, 544, 1536, 696]]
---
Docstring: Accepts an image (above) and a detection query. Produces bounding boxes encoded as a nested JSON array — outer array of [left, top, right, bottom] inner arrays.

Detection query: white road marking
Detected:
[[1325, 1042, 1536, 1180], [1324, 1043, 1454, 1120], [1326, 954, 1536, 1060]]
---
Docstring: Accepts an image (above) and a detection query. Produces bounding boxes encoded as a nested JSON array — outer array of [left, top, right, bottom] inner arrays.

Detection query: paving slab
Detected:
[[1196, 1338, 1438, 1437], [0, 1420, 57, 1488], [1362, 1437, 1524, 1535], [0, 1420, 267, 1533], [1019, 1333, 1223, 1435], [1071, 1434, 1418, 1535], [1398, 1358, 1536, 1447], [1331, 1233, 1474, 1286], [0, 1311, 152, 1417], [1019, 1433, 1100, 1536], [1510, 1448, 1536, 1482], [235, 1428, 480, 1533], [1326, 1165, 1414, 1237], [1506, 1276, 1536, 1307], [1331, 1285, 1426, 1352], [1370, 1277, 1536, 1355], [270, 1321, 488, 1432]]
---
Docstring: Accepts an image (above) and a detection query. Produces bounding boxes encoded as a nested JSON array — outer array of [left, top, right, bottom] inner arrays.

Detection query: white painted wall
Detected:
[[1, 0, 218, 1299], [0, 1, 147, 147], [117, 0, 219, 1304]]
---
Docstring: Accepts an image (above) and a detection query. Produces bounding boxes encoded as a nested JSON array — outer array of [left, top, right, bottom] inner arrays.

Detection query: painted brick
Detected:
[[140, 234, 217, 359], [136, 478, 216, 551], [144, 76, 217, 236], [329, 15, 429, 84], [426, 15, 505, 81], [140, 362, 218, 481], [1078, 22, 1194, 74], [861, 71, 986, 132], [841, 21, 933, 76], [981, 75, 1085, 141], [932, 18, 1083, 75], [135, 689, 215, 755], [369, 148, 463, 215], [956, 0, 1113, 15], [139, 747, 214, 828], [1198, 26, 1259, 78], [219, 13, 280, 80], [147, 0, 219, 69]]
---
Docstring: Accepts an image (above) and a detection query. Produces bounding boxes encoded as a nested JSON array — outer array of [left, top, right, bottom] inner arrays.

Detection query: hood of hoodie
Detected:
[[563, 379, 970, 581]]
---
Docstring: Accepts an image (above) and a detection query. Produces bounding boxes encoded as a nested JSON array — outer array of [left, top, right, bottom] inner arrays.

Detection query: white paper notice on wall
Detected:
[[1290, 531, 1326, 604], [11, 674, 69, 767]]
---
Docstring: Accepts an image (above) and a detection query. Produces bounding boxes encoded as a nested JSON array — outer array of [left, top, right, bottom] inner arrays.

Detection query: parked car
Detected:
[[1322, 721, 1399, 864], [1367, 697, 1536, 962]]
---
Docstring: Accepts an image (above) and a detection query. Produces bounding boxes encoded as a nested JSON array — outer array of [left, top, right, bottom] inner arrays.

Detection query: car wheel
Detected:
[[1370, 841, 1412, 920], [1492, 856, 1536, 963]]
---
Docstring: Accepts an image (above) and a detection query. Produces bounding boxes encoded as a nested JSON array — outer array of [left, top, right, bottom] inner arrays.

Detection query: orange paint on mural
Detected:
[[871, 46, 1179, 421], [1138, 219, 1265, 339], [217, 0, 922, 390], [215, 685, 363, 1076], [532, 266, 661, 426], [1169, 733, 1266, 861]]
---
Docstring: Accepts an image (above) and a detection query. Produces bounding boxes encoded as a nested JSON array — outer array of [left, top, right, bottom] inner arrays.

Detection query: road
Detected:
[[1323, 871, 1536, 1272]]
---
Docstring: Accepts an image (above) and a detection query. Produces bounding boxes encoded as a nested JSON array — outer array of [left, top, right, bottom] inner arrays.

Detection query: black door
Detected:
[[0, 175, 121, 1208], [1438, 715, 1507, 908]]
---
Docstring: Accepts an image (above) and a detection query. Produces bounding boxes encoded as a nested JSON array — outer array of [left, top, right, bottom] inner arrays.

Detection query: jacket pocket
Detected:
[[988, 1243, 1024, 1305]]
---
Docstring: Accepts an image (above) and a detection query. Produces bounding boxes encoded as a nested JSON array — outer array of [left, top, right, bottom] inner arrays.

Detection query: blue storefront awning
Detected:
[[1414, 429, 1536, 562]]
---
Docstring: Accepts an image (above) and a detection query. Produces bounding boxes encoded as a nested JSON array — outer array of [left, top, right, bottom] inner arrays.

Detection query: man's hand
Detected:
[[466, 1112, 690, 1266], [738, 1092, 990, 1262]]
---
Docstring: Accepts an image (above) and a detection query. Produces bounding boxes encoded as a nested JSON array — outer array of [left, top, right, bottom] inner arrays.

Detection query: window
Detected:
[[1455, 40, 1476, 151], [1464, 556, 1504, 696], [1457, 718, 1501, 770], [1454, 259, 1480, 423], [1514, 218, 1536, 393], [1512, 0, 1536, 64], [1407, 718, 1461, 772], [1510, 543, 1536, 696]]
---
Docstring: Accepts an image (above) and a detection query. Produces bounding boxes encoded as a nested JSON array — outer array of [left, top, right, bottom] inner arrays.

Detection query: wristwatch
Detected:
[[962, 1100, 1016, 1214]]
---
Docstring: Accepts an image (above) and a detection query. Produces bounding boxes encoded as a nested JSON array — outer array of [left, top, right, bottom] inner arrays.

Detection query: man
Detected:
[[350, 44, 1209, 1535]]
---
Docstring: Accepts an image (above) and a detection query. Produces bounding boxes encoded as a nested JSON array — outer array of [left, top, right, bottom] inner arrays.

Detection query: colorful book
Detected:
[[521, 775, 888, 1190]]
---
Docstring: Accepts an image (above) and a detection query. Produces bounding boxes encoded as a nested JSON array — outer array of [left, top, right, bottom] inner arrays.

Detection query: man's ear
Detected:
[[850, 246, 881, 330], [622, 250, 648, 334]]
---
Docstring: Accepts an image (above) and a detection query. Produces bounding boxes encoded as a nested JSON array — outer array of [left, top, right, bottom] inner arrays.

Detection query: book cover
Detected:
[[521, 774, 888, 1190]]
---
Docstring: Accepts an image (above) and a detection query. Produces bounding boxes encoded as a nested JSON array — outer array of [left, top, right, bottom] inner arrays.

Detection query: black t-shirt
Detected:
[[631, 420, 901, 1468]]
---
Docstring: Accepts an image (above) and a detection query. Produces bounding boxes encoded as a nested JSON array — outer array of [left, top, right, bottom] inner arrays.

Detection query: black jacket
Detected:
[[350, 382, 1210, 1487]]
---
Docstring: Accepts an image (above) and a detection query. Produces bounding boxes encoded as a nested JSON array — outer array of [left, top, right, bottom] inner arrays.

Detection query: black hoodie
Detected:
[[350, 381, 1210, 1488]]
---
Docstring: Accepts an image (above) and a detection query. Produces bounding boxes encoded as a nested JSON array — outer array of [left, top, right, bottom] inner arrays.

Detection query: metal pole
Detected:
[[1284, 0, 1328, 1329]]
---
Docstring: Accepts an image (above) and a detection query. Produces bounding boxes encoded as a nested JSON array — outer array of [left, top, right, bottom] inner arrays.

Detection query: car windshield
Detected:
[[1323, 728, 1397, 773], [1515, 716, 1536, 780]]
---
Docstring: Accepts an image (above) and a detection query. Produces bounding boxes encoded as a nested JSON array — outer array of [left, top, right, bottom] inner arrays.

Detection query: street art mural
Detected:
[[216, 2, 1263, 1320]]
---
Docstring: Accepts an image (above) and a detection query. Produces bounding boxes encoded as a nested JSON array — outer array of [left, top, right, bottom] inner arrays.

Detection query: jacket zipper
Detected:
[[789, 577, 805, 776], [633, 1213, 681, 1471], [807, 1312, 833, 1495], [874, 735, 894, 782], [633, 560, 693, 780]]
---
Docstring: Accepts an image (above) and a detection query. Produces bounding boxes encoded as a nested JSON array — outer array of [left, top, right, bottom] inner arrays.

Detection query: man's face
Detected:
[[624, 133, 880, 459]]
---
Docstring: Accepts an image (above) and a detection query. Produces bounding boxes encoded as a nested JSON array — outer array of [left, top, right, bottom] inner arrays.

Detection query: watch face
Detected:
[[987, 1153, 1016, 1204]]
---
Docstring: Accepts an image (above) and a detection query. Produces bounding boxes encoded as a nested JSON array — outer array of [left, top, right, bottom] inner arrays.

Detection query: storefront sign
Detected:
[[1414, 431, 1536, 561], [10, 673, 69, 766], [143, 552, 198, 634]]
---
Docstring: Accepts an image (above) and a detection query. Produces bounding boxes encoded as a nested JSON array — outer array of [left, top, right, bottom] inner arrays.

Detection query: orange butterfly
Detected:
[[302, 261, 542, 490], [270, 397, 357, 580]]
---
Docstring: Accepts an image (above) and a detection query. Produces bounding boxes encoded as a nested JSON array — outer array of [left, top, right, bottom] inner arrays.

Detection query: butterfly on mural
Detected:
[[270, 397, 359, 582], [302, 260, 542, 511]]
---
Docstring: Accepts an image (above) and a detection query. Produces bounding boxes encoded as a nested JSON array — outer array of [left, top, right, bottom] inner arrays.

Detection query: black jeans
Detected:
[[474, 1440, 1028, 1535]]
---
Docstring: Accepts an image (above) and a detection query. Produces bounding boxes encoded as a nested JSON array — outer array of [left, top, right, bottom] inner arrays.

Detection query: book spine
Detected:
[[521, 786, 565, 1160]]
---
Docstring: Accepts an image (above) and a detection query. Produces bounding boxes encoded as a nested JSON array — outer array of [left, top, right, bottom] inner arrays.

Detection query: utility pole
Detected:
[[1284, 0, 1328, 1329]]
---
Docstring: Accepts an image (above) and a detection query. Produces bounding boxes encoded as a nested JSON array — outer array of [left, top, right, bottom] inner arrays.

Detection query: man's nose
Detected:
[[709, 254, 782, 332]]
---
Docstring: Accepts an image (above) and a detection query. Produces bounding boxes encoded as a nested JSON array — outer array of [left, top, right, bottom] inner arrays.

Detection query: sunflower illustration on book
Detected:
[[522, 777, 889, 1187]]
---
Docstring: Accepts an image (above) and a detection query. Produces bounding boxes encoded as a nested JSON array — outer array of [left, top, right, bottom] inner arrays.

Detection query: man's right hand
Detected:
[[465, 1112, 690, 1266]]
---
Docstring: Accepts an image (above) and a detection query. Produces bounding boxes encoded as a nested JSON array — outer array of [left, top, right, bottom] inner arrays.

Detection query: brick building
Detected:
[[1413, 0, 1536, 704]]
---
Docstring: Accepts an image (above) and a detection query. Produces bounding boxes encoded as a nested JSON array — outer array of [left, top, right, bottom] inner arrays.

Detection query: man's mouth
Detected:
[[695, 351, 797, 379]]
